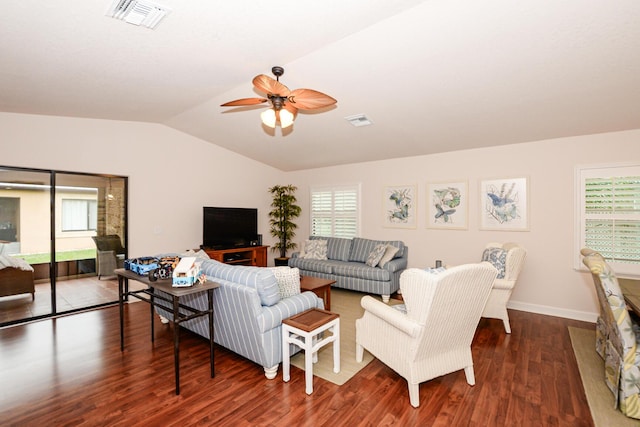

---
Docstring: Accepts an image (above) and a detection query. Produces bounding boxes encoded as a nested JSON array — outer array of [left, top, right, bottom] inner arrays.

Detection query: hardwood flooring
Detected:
[[0, 299, 595, 426]]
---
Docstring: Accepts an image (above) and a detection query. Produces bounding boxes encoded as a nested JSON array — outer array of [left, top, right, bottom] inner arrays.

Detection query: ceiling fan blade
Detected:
[[220, 98, 268, 107], [288, 89, 337, 110], [252, 74, 291, 96]]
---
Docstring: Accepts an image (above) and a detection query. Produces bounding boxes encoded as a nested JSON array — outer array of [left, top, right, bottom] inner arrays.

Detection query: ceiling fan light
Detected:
[[261, 109, 276, 128], [279, 109, 295, 128]]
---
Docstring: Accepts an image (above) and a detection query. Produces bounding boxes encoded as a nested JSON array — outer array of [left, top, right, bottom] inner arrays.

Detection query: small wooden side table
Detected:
[[282, 308, 340, 395], [299, 276, 336, 311]]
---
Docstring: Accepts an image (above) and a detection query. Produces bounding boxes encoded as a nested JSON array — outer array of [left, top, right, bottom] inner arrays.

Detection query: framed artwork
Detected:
[[426, 181, 468, 230], [383, 184, 417, 228], [480, 177, 529, 231]]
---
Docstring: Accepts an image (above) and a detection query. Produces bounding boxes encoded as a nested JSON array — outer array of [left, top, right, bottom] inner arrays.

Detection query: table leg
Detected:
[[172, 295, 180, 395], [304, 336, 314, 395], [207, 289, 215, 378], [118, 275, 125, 351], [149, 288, 155, 343], [282, 327, 291, 383], [333, 321, 340, 374], [325, 286, 331, 311]]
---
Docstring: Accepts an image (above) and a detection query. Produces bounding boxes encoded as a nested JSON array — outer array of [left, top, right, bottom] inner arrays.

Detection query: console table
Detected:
[[204, 245, 269, 267], [115, 268, 220, 395]]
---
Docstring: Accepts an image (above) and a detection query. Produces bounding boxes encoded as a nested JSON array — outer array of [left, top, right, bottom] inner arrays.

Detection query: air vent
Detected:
[[345, 114, 373, 127], [106, 0, 171, 29]]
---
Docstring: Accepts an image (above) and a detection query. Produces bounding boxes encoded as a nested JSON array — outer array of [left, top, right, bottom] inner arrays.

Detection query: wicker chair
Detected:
[[92, 235, 125, 279], [480, 242, 527, 333], [581, 248, 640, 419], [355, 263, 497, 407]]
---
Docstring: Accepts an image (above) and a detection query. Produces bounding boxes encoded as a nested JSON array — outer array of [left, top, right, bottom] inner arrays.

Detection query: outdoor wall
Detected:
[[286, 129, 640, 321], [1, 112, 283, 260]]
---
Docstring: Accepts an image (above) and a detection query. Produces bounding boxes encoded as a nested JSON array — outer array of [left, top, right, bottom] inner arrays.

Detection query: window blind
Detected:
[[578, 164, 640, 275], [311, 185, 360, 238]]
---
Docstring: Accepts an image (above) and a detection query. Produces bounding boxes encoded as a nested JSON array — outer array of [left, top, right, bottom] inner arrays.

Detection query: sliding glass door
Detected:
[[0, 166, 127, 327]]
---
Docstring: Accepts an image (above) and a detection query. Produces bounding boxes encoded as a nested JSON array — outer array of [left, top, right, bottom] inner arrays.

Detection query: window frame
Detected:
[[309, 184, 361, 239], [575, 162, 640, 277]]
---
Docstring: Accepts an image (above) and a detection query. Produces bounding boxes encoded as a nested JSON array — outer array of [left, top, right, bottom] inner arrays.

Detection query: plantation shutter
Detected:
[[578, 164, 640, 276], [311, 185, 360, 238]]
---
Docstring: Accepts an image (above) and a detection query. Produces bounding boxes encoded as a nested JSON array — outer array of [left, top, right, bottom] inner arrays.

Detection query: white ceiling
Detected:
[[2, 1, 639, 171]]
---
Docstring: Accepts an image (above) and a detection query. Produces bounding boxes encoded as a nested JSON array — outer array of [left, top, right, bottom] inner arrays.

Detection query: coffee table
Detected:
[[299, 276, 335, 311]]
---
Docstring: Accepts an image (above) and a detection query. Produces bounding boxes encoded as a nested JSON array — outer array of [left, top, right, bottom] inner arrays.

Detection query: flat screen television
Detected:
[[202, 207, 258, 249]]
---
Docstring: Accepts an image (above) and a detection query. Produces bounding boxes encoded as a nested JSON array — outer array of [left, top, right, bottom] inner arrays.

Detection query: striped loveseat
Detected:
[[289, 236, 408, 303], [154, 259, 323, 379]]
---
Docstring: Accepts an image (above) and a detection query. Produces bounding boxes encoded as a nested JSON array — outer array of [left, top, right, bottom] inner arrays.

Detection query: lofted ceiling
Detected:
[[1, 1, 639, 171]]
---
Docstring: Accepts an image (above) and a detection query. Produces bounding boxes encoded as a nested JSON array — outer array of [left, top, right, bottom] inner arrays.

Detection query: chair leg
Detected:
[[502, 316, 511, 334], [464, 365, 476, 386], [408, 382, 420, 407], [355, 342, 364, 363]]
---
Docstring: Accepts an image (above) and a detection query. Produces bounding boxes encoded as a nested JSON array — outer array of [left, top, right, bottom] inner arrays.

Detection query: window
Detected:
[[310, 184, 360, 238], [61, 199, 97, 231], [576, 164, 640, 276]]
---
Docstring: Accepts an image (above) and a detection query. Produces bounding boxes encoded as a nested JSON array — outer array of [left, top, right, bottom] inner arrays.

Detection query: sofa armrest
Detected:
[[256, 291, 322, 333], [382, 256, 408, 273]]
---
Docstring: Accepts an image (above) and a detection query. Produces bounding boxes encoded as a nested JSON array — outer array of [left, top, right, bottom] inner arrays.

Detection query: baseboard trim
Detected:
[[508, 300, 597, 323]]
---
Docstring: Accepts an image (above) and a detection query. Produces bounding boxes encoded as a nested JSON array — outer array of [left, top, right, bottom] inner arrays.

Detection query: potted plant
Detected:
[[268, 185, 302, 266]]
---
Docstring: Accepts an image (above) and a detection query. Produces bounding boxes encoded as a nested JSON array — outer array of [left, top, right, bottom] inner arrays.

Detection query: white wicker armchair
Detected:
[[355, 263, 497, 408], [481, 242, 527, 333]]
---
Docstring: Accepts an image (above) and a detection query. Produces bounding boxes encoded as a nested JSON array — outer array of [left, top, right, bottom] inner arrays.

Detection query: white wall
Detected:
[[4, 111, 638, 321], [1, 112, 284, 259], [286, 129, 640, 321]]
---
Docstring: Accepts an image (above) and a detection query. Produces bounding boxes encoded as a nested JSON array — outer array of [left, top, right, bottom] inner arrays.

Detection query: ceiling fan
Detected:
[[221, 66, 337, 129]]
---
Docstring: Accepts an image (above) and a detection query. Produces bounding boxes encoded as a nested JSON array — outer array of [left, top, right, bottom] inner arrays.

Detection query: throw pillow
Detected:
[[268, 266, 301, 298], [366, 244, 388, 267], [482, 247, 507, 279], [424, 266, 446, 274], [377, 244, 400, 268], [302, 239, 328, 260]]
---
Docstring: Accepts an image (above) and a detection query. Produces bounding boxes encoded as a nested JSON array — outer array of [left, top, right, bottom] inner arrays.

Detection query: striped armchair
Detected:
[[355, 263, 497, 407], [154, 260, 323, 379], [581, 248, 640, 419]]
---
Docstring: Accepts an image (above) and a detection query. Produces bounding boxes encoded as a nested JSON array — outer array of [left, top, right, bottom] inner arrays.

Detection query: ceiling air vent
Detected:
[[345, 114, 373, 127], [106, 0, 171, 29]]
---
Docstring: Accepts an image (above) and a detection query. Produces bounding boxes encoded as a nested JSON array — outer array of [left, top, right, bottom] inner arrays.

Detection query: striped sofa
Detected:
[[154, 259, 323, 379], [289, 236, 408, 303]]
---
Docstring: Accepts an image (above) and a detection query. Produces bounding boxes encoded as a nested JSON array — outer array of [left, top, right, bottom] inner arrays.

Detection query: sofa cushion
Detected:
[[288, 257, 334, 274], [331, 261, 391, 282], [349, 238, 405, 263], [378, 244, 399, 268], [200, 260, 280, 306], [268, 266, 301, 298], [366, 244, 388, 267], [301, 239, 328, 260], [310, 236, 352, 261], [481, 247, 507, 279]]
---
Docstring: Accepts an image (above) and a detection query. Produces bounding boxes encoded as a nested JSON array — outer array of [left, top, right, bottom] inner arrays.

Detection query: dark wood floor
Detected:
[[0, 299, 595, 426]]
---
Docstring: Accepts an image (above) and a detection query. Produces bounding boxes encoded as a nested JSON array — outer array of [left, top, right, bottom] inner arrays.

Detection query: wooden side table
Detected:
[[115, 268, 220, 395], [282, 308, 340, 394], [299, 276, 336, 311]]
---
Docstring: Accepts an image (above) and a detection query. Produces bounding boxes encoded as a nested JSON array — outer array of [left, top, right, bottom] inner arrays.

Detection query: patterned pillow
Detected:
[[366, 244, 388, 267], [424, 267, 446, 274], [302, 239, 328, 260], [482, 247, 507, 279], [268, 267, 301, 298], [377, 244, 400, 268]]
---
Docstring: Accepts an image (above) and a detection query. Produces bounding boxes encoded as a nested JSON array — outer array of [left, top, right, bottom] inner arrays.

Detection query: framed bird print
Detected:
[[426, 181, 468, 230], [383, 184, 417, 228], [480, 177, 529, 231]]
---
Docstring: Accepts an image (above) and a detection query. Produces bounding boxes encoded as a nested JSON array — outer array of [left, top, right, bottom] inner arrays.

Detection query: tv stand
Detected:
[[204, 246, 268, 267]]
